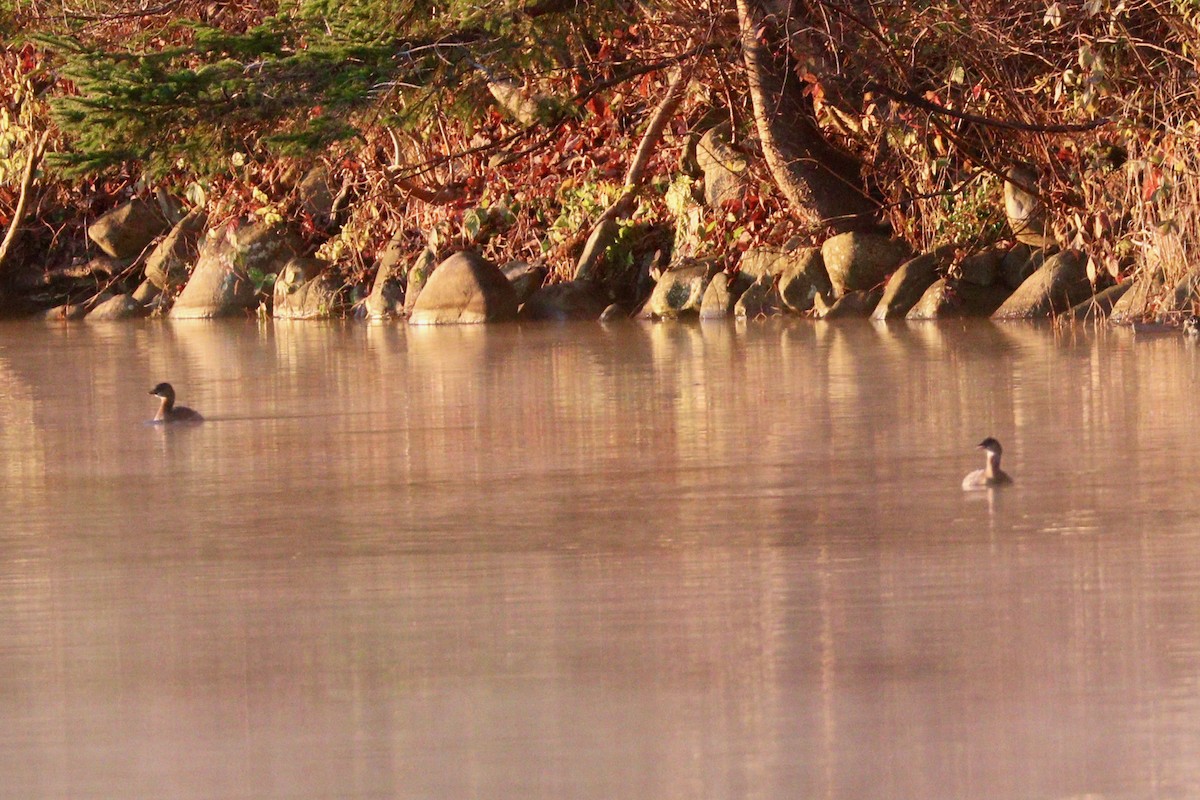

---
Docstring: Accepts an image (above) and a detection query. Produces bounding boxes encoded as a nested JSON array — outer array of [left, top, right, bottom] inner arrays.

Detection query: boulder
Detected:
[[520, 280, 610, 321], [1162, 269, 1200, 315], [992, 249, 1092, 319], [639, 260, 719, 318], [87, 198, 171, 260], [696, 123, 748, 208], [738, 247, 789, 280], [86, 293, 144, 321], [297, 164, 341, 227], [170, 221, 299, 319], [599, 303, 626, 322], [734, 276, 780, 319], [503, 261, 548, 305], [1109, 275, 1162, 325], [821, 232, 910, 296], [1003, 164, 1055, 247], [700, 271, 752, 319], [815, 288, 883, 320], [365, 236, 407, 319], [41, 302, 90, 321], [956, 247, 1003, 287], [273, 257, 344, 319], [871, 248, 951, 320], [1000, 243, 1055, 290], [1067, 282, 1131, 321], [408, 251, 519, 324], [143, 208, 207, 292], [779, 247, 830, 314], [907, 279, 1012, 319]]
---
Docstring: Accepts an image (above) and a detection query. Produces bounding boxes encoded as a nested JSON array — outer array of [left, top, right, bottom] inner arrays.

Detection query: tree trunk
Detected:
[[736, 0, 879, 233]]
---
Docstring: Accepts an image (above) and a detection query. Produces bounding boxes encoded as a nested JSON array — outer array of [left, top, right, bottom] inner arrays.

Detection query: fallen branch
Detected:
[[867, 83, 1110, 133], [574, 65, 690, 280], [0, 129, 52, 274]]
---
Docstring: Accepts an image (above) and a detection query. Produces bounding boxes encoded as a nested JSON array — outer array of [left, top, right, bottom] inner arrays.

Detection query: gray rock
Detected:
[[738, 247, 788, 280], [734, 276, 780, 319], [170, 221, 299, 319], [871, 248, 951, 320], [700, 271, 753, 319], [297, 164, 340, 226], [639, 260, 719, 318], [273, 257, 344, 319], [906, 278, 1012, 319], [599, 303, 626, 322], [1004, 164, 1055, 247], [956, 247, 1003, 287], [41, 302, 90, 321], [401, 247, 437, 318], [816, 288, 883, 320], [992, 249, 1092, 319], [520, 280, 610, 321], [1000, 244, 1055, 291], [778, 247, 829, 314], [503, 261, 548, 306], [86, 292, 144, 321], [131, 279, 161, 305], [143, 208, 207, 292], [821, 232, 910, 296], [1163, 269, 1200, 315], [1109, 275, 1162, 325], [408, 251, 519, 324], [365, 236, 407, 319], [696, 123, 748, 208], [87, 198, 171, 260], [1067, 282, 1131, 321]]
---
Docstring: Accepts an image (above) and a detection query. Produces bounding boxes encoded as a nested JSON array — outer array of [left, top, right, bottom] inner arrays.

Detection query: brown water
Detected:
[[2, 318, 1200, 799]]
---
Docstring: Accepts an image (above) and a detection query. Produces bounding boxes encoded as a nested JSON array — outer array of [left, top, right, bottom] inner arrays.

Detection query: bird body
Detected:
[[149, 382, 203, 423], [962, 437, 1012, 490]]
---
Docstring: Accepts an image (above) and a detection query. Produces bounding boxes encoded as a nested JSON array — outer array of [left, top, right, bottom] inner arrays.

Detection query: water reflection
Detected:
[[2, 319, 1200, 798]]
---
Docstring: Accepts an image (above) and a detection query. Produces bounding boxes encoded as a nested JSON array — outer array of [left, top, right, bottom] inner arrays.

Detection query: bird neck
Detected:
[[155, 395, 174, 421], [984, 451, 1002, 478]]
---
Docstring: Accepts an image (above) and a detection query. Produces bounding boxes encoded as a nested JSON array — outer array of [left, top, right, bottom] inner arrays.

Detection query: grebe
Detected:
[[1184, 314, 1200, 337], [149, 382, 203, 423], [962, 437, 1012, 490]]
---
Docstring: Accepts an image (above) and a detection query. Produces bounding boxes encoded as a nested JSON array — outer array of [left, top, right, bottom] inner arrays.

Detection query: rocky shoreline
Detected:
[[6, 160, 1196, 329]]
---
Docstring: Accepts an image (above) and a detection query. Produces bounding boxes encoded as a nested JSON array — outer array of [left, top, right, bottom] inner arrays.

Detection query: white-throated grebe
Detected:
[[149, 382, 203, 423], [1184, 314, 1200, 337], [962, 437, 1012, 490]]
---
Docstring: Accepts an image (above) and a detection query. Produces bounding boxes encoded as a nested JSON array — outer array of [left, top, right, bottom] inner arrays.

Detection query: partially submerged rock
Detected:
[[143, 208, 207, 292], [871, 248, 951, 320], [734, 276, 780, 319], [821, 231, 910, 296], [700, 271, 753, 319], [520, 280, 609, 321], [992, 249, 1092, 319], [408, 251, 519, 324], [907, 278, 1012, 319], [171, 221, 299, 319], [86, 292, 144, 321], [639, 259, 720, 318], [273, 257, 344, 319], [816, 288, 883, 320]]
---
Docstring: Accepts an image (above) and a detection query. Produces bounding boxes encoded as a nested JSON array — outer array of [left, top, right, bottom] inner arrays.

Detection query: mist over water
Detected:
[[2, 318, 1200, 799]]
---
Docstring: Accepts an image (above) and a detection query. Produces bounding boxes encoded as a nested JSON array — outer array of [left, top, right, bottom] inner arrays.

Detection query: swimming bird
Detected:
[[149, 382, 203, 423], [1184, 314, 1200, 337], [962, 437, 1012, 490]]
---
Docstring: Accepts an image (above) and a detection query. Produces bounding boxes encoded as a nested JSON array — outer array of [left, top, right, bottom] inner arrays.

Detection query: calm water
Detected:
[[2, 318, 1200, 799]]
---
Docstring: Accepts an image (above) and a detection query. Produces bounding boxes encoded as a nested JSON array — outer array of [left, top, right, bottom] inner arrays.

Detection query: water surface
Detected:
[[2, 318, 1200, 799]]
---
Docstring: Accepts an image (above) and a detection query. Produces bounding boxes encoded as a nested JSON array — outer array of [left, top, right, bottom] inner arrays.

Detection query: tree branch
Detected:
[[867, 82, 1111, 133], [0, 130, 52, 275]]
